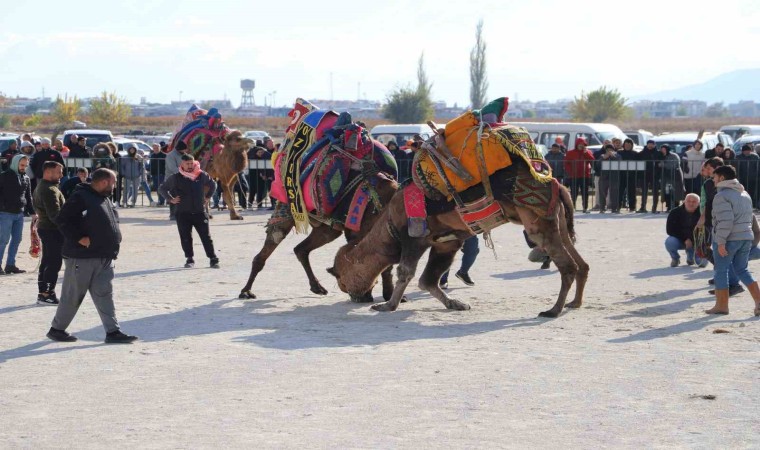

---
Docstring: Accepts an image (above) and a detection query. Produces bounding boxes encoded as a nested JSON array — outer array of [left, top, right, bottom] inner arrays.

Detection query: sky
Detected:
[[1, 0, 760, 108]]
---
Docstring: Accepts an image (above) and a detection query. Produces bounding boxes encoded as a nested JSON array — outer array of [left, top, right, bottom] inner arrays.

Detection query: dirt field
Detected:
[[1, 207, 759, 448]]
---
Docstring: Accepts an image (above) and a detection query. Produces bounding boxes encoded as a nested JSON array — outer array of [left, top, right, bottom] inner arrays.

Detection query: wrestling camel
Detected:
[[205, 130, 253, 220]]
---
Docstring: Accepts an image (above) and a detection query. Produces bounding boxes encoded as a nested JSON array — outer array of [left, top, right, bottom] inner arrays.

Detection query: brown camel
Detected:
[[239, 173, 398, 302], [204, 130, 253, 220], [328, 162, 589, 318]]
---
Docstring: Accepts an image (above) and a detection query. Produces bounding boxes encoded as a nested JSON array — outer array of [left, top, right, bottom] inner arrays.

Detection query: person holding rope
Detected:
[[33, 161, 66, 305]]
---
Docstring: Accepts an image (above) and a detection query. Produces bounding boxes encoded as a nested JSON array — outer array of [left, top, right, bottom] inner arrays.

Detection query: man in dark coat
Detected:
[[665, 193, 705, 267]]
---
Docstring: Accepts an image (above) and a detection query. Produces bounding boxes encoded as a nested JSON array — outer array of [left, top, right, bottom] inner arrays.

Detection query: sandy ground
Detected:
[[1, 206, 759, 449]]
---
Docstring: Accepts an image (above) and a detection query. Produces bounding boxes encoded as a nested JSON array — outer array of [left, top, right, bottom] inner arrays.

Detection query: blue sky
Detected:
[[1, 0, 759, 107]]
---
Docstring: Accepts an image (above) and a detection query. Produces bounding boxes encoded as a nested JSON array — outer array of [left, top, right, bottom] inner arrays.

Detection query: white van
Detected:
[[719, 125, 760, 141], [509, 122, 631, 153], [370, 124, 437, 150], [62, 129, 114, 149]]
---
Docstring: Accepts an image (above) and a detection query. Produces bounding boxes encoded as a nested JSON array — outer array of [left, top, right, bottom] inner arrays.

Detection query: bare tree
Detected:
[[469, 20, 488, 110]]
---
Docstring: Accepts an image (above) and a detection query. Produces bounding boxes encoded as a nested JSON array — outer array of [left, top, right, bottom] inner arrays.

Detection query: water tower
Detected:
[[240, 79, 255, 109]]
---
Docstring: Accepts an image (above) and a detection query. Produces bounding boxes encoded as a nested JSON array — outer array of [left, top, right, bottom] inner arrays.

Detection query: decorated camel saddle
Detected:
[[408, 97, 559, 236], [169, 104, 230, 171], [270, 98, 398, 233]]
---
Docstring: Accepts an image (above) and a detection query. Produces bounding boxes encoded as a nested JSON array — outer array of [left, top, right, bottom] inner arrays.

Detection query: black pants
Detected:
[[618, 171, 637, 211], [565, 178, 590, 211], [38, 228, 64, 293], [176, 212, 217, 260], [640, 175, 660, 211]]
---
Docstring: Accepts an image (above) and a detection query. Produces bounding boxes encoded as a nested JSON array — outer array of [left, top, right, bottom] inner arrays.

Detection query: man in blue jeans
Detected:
[[0, 154, 36, 275], [440, 235, 479, 288], [706, 165, 760, 316], [665, 193, 706, 267]]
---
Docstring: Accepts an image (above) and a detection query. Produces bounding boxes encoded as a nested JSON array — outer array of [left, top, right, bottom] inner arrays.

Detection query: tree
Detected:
[[569, 86, 630, 122], [23, 114, 42, 127], [469, 20, 488, 109], [88, 91, 132, 126], [52, 94, 81, 126], [705, 102, 728, 118], [383, 52, 434, 123]]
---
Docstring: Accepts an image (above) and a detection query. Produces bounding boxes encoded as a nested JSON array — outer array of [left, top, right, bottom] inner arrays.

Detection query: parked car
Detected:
[[62, 129, 113, 149], [370, 124, 437, 150], [510, 122, 633, 151], [243, 130, 270, 141], [731, 135, 760, 153], [114, 138, 152, 158], [652, 132, 720, 156], [624, 129, 655, 146], [719, 124, 760, 141]]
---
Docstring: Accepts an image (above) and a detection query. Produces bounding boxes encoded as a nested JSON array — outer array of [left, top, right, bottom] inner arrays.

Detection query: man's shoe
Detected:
[[4, 265, 26, 274], [37, 293, 59, 306], [47, 327, 77, 342], [708, 285, 746, 296], [150, 201, 157, 207], [455, 271, 475, 286], [708, 278, 715, 285], [540, 259, 551, 270], [637, 208, 647, 213], [670, 258, 680, 267], [184, 258, 195, 268], [105, 330, 138, 344], [210, 258, 220, 269], [0, 268, 5, 275], [686, 258, 695, 266]]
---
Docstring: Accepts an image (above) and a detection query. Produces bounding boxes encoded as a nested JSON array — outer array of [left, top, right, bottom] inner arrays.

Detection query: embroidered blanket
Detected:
[[169, 105, 230, 171]]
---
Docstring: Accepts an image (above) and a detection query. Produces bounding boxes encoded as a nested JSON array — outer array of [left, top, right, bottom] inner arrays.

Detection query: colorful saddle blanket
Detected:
[[270, 99, 397, 233], [169, 104, 230, 171], [412, 97, 552, 200]]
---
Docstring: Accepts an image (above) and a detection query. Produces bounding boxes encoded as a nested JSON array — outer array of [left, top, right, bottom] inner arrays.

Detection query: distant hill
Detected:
[[634, 69, 760, 104]]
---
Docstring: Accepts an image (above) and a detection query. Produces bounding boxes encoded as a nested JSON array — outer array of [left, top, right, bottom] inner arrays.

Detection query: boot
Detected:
[[747, 281, 760, 317], [705, 288, 730, 315]]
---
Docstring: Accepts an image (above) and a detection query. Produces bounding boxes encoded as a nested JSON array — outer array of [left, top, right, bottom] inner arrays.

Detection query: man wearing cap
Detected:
[[29, 138, 66, 189]]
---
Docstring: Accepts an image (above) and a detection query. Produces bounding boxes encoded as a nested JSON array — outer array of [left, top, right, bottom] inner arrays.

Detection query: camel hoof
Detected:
[[350, 292, 374, 303], [538, 310, 560, 318], [310, 284, 329, 296], [370, 301, 399, 312], [239, 290, 256, 299], [565, 300, 582, 309], [446, 299, 471, 311], [230, 216, 244, 221], [400, 296, 408, 303]]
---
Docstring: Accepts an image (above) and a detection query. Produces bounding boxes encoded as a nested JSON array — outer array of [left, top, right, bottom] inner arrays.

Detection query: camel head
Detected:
[[223, 130, 254, 153], [327, 242, 378, 296]]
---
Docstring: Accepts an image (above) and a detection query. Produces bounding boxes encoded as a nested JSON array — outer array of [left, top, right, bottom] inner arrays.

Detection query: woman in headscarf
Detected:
[[0, 154, 36, 274]]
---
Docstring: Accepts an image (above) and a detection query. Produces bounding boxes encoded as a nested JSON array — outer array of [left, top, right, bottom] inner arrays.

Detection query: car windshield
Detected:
[[733, 138, 760, 153]]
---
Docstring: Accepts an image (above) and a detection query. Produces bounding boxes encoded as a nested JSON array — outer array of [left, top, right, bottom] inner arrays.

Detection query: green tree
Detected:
[[52, 94, 81, 126], [88, 91, 132, 126], [23, 114, 42, 127], [569, 86, 630, 122], [0, 114, 10, 128], [469, 20, 488, 109], [383, 52, 434, 123]]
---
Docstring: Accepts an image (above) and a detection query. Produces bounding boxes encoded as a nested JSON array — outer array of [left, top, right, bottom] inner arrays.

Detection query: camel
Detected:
[[327, 161, 589, 318], [204, 130, 253, 220], [238, 173, 398, 301]]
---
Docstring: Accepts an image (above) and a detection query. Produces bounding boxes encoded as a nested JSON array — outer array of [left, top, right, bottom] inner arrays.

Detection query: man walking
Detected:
[[47, 168, 138, 343], [159, 154, 220, 269], [33, 161, 66, 305]]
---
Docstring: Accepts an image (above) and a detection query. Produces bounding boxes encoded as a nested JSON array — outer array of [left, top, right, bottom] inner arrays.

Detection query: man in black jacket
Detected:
[[665, 193, 705, 267], [47, 168, 138, 344], [637, 140, 661, 213], [159, 154, 219, 269], [29, 138, 66, 182], [0, 154, 36, 274]]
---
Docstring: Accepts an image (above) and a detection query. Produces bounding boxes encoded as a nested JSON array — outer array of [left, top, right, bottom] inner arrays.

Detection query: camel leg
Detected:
[[223, 176, 243, 220], [530, 220, 578, 318], [418, 243, 471, 311], [239, 220, 294, 299], [371, 244, 428, 312], [380, 267, 394, 301], [294, 226, 342, 295], [559, 208, 589, 309]]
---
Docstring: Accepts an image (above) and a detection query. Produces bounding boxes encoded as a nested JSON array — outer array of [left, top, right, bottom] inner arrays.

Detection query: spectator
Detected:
[[1, 140, 19, 172], [718, 146, 737, 170], [704, 142, 723, 160], [544, 143, 565, 184], [735, 144, 760, 205], [618, 138, 638, 212], [119, 144, 143, 207], [165, 140, 187, 220], [0, 154, 36, 275], [54, 139, 69, 158], [33, 161, 66, 305], [706, 165, 760, 316], [30, 137, 66, 183], [158, 154, 219, 269], [597, 144, 622, 213], [637, 139, 661, 213], [136, 150, 157, 207], [592, 139, 612, 211], [563, 138, 595, 212], [68, 135, 90, 158], [150, 143, 167, 206], [658, 144, 685, 212], [665, 193, 706, 267], [439, 235, 480, 288], [683, 141, 705, 195], [554, 136, 567, 153], [60, 167, 89, 199], [387, 140, 412, 183], [47, 168, 138, 343], [246, 142, 272, 208]]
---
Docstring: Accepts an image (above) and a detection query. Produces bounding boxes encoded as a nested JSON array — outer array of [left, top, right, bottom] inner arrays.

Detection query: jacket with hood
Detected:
[[55, 183, 121, 259], [0, 154, 34, 215], [563, 139, 595, 179], [735, 151, 760, 188], [682, 148, 705, 180], [119, 150, 144, 179], [712, 179, 754, 245]]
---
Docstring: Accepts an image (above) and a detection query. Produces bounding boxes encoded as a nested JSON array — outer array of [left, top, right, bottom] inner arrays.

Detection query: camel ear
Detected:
[[326, 267, 337, 277]]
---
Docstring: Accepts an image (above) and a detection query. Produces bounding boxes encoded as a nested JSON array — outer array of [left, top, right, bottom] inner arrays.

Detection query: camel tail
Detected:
[[558, 183, 576, 243]]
